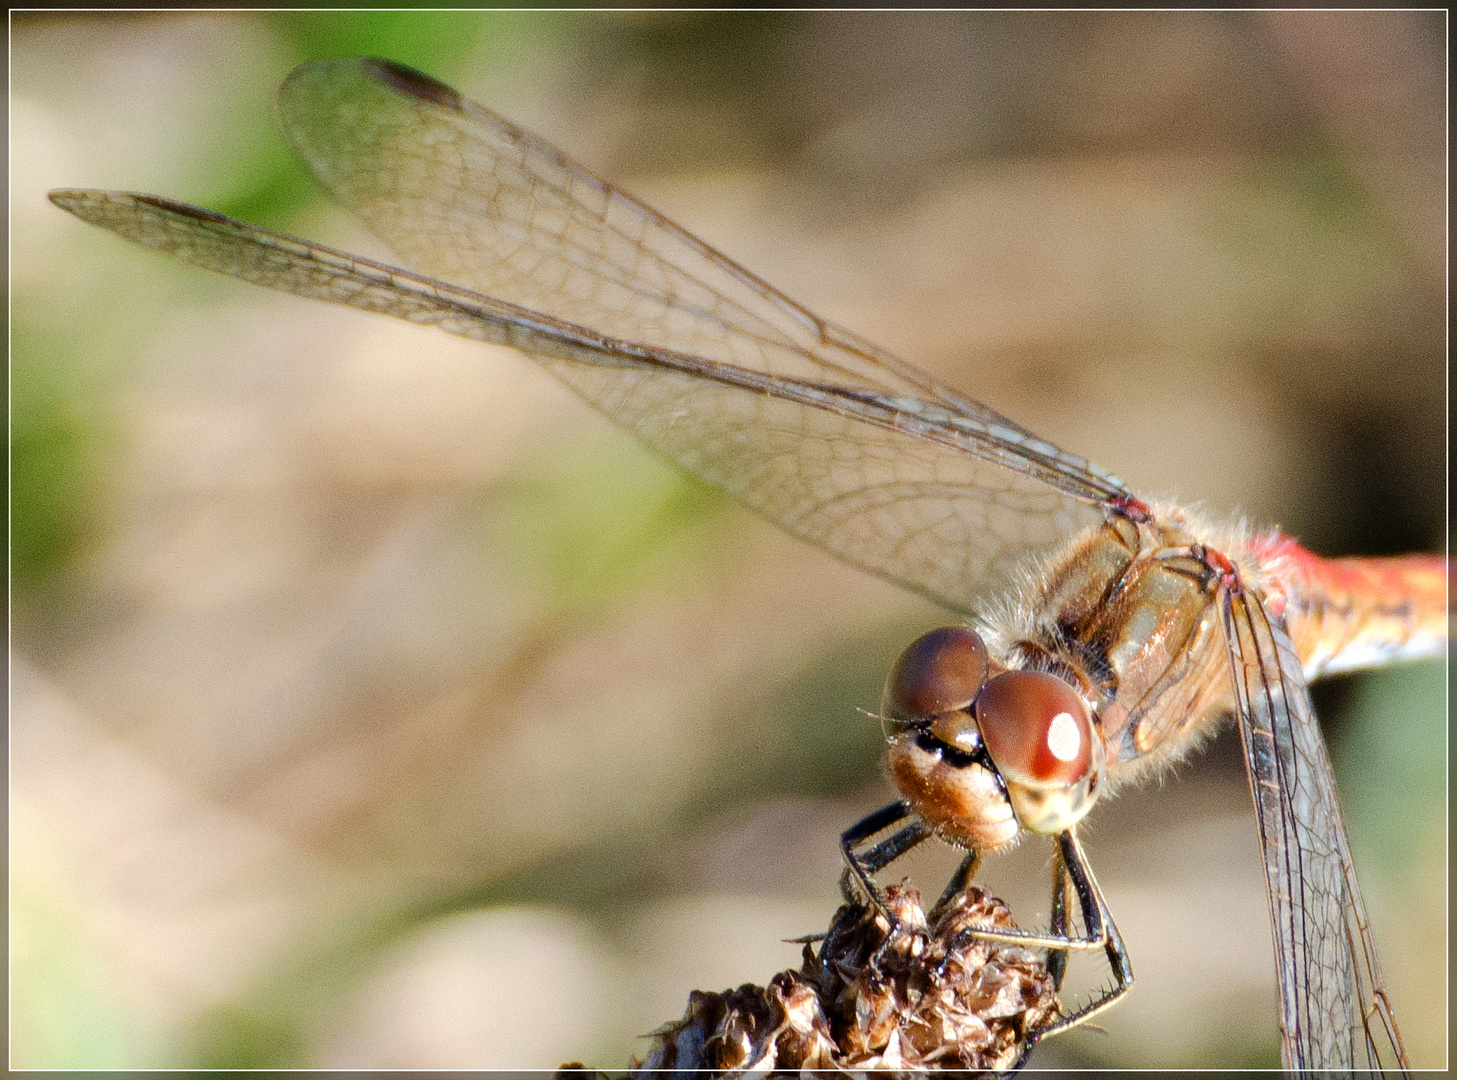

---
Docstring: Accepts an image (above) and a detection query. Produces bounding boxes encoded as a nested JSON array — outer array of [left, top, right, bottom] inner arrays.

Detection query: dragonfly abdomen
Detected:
[[1251, 534, 1449, 679]]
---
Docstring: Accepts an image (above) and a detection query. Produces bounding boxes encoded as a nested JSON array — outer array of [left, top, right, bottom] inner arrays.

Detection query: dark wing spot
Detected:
[[361, 57, 463, 112]]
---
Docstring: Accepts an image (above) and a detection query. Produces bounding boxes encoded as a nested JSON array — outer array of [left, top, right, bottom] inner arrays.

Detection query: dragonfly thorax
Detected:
[[880, 507, 1247, 848], [992, 507, 1250, 790]]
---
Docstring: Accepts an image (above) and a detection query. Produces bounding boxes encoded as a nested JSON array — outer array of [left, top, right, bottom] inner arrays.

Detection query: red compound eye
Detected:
[[882, 626, 989, 721], [974, 670, 1093, 786]]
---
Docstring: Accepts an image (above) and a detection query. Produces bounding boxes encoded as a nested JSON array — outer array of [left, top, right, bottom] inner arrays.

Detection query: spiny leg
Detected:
[[839, 801, 932, 912], [1025, 830, 1134, 1040], [842, 815, 1132, 1061], [928, 849, 983, 923], [935, 828, 1131, 1043]]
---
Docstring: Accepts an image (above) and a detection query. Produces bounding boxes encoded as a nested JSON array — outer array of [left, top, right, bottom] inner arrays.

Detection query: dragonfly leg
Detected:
[[1045, 843, 1073, 991], [839, 801, 932, 914], [1029, 829, 1134, 1041], [928, 848, 983, 923], [938, 829, 1131, 1043]]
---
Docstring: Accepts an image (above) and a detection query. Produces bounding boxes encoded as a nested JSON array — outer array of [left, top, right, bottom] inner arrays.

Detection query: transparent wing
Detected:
[[275, 57, 1131, 597], [277, 58, 1044, 426], [1223, 586, 1410, 1074], [50, 188, 1107, 613], [49, 56, 1132, 612]]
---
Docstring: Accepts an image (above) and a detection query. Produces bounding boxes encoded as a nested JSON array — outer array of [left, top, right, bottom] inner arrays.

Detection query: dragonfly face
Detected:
[[46, 55, 1443, 1072], [880, 623, 1105, 847]]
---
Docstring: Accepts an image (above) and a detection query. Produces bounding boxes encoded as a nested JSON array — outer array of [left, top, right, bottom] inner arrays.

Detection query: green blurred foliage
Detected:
[[273, 9, 491, 69], [215, 13, 499, 229], [10, 319, 106, 589], [9, 12, 500, 597], [1286, 138, 1377, 225], [186, 948, 352, 1070], [1212, 151, 1409, 340], [1334, 662, 1446, 875], [480, 432, 726, 621], [10, 882, 135, 1067], [598, 10, 800, 100]]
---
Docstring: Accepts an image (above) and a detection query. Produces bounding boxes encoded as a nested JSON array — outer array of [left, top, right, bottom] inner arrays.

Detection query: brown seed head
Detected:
[[626, 883, 1058, 1075]]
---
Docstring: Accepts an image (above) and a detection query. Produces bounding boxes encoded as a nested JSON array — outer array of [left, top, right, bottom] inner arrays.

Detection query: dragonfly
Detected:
[[50, 57, 1446, 1071]]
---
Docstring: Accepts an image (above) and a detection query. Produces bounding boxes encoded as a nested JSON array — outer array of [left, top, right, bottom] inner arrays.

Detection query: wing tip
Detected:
[[51, 188, 239, 226], [48, 188, 83, 212], [360, 57, 463, 112], [48, 187, 118, 223]]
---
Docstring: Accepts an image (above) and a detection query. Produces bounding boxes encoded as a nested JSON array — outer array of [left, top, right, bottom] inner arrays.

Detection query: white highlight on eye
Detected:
[[1047, 712, 1081, 761]]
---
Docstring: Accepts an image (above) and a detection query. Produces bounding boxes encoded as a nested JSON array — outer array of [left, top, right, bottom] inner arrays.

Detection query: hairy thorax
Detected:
[[982, 507, 1253, 793]]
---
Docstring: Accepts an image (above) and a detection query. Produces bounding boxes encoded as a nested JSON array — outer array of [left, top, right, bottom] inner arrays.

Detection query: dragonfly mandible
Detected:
[[49, 57, 1446, 1071]]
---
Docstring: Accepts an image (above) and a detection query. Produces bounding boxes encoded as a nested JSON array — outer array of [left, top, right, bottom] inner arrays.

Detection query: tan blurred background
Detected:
[[10, 10, 1446, 1070]]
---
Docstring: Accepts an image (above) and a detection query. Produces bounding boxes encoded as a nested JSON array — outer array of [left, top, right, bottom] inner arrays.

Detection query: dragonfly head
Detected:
[[880, 626, 1105, 849]]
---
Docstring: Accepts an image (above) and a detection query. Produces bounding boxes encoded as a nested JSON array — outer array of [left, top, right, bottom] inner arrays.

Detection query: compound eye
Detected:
[[881, 626, 989, 722], [974, 670, 1094, 786]]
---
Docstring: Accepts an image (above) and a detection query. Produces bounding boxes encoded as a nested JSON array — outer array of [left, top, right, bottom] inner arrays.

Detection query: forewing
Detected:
[[276, 58, 1013, 416], [49, 190, 1104, 612], [273, 57, 1127, 597], [1223, 586, 1410, 1074], [50, 56, 1134, 610]]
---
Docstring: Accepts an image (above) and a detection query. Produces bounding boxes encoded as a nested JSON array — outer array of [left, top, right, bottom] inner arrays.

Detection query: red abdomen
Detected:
[[1251, 532, 1450, 679]]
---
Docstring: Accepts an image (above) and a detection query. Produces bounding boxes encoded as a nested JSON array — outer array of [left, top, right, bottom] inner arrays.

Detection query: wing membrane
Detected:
[[49, 56, 1133, 610], [277, 59, 1028, 424], [49, 189, 1103, 612], [1223, 586, 1410, 1074]]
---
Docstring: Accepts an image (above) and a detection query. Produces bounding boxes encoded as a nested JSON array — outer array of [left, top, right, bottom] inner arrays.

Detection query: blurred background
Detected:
[[10, 10, 1446, 1070]]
